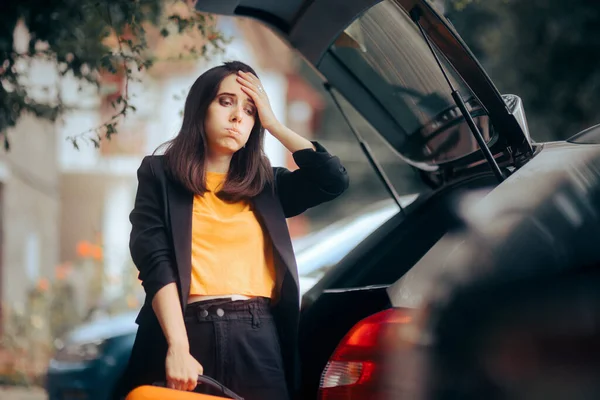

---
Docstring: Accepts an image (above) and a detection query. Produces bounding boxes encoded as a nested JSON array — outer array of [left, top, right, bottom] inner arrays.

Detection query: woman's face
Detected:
[[204, 74, 257, 156]]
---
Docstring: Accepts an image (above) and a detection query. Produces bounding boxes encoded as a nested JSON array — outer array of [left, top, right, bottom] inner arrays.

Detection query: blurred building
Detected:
[[0, 112, 61, 334]]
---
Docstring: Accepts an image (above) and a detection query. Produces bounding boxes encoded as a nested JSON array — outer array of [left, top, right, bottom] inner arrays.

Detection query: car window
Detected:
[[330, 0, 493, 167], [330, 88, 432, 199], [288, 59, 431, 239]]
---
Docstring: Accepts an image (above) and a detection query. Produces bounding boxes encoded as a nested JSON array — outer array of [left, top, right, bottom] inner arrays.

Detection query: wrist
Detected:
[[167, 340, 189, 352], [263, 119, 283, 133]]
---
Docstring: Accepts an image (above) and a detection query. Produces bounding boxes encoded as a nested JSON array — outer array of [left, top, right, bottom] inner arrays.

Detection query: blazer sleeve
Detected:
[[276, 141, 349, 218], [129, 156, 178, 302]]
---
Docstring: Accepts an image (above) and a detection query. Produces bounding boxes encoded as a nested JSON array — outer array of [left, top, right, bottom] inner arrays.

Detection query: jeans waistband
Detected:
[[184, 296, 272, 322]]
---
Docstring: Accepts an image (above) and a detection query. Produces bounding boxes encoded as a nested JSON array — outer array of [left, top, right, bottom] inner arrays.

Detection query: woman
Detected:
[[116, 61, 349, 400]]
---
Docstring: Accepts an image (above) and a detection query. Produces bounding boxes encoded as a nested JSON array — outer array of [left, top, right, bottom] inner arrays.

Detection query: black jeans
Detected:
[[184, 297, 290, 400]]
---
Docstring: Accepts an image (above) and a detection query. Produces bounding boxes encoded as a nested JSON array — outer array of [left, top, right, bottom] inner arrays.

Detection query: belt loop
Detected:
[[249, 304, 261, 328]]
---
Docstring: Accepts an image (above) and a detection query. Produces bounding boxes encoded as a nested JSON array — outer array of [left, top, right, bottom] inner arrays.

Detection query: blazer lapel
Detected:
[[252, 187, 299, 292], [167, 181, 193, 310]]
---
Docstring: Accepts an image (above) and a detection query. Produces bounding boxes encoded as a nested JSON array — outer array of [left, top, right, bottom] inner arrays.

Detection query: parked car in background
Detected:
[[45, 311, 137, 400], [296, 196, 417, 295], [45, 200, 404, 400], [196, 0, 600, 399]]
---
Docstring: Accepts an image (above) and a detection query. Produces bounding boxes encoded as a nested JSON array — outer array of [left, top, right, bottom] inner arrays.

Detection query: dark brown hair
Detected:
[[158, 61, 273, 202]]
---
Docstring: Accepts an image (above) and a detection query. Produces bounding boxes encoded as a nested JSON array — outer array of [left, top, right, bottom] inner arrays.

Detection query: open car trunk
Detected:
[[195, 0, 532, 185]]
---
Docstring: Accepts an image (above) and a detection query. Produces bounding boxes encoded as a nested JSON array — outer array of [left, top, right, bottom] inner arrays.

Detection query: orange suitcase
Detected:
[[126, 376, 244, 400], [126, 386, 230, 400]]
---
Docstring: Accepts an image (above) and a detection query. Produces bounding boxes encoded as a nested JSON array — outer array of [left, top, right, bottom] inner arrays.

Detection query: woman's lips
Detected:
[[226, 128, 240, 136]]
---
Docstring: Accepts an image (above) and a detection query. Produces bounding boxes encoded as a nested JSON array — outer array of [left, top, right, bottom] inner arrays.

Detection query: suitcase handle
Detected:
[[197, 375, 244, 400], [153, 375, 244, 400]]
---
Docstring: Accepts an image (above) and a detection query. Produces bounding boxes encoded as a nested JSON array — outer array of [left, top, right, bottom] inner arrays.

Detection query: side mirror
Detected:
[[502, 94, 532, 143]]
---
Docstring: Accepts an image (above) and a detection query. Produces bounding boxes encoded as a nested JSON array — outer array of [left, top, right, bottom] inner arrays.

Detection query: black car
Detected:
[[197, 1, 600, 399]]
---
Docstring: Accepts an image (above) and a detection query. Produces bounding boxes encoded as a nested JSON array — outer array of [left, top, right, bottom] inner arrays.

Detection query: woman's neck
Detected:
[[205, 153, 232, 173]]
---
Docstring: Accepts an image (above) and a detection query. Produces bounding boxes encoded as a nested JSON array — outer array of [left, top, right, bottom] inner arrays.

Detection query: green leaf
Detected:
[[106, 123, 116, 138]]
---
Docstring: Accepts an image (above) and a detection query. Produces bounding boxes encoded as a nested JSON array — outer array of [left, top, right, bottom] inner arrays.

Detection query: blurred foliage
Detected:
[[0, 0, 229, 150], [0, 239, 143, 386], [1, 281, 69, 386], [445, 0, 600, 141]]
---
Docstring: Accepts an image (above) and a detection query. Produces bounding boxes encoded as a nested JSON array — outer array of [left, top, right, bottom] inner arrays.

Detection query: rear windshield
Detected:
[[330, 0, 493, 167]]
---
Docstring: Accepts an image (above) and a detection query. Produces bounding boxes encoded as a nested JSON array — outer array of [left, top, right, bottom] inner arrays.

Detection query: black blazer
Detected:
[[117, 142, 349, 397]]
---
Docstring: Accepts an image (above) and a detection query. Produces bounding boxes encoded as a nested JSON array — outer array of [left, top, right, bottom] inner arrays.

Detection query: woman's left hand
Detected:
[[236, 71, 280, 131]]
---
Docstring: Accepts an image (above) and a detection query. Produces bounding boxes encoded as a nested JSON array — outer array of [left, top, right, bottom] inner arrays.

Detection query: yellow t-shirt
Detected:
[[189, 172, 276, 298]]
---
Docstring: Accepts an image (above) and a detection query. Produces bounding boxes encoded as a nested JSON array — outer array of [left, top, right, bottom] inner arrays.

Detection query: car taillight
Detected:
[[318, 308, 416, 400]]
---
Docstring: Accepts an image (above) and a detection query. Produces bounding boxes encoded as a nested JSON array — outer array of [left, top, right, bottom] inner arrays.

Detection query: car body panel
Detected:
[[567, 122, 600, 144], [388, 142, 600, 309]]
